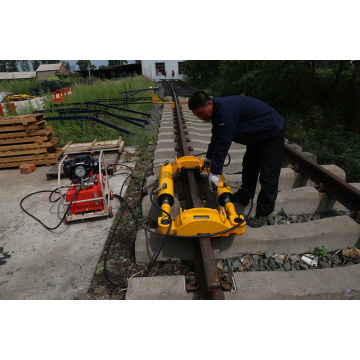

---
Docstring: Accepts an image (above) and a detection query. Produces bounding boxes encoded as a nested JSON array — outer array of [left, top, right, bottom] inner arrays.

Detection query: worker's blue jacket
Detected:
[[206, 95, 284, 175]]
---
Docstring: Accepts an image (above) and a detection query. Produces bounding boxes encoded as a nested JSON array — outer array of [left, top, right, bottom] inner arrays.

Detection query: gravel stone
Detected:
[[269, 258, 276, 267], [319, 260, 331, 268], [275, 258, 284, 268], [265, 251, 273, 258], [283, 262, 291, 271], [299, 262, 309, 270]]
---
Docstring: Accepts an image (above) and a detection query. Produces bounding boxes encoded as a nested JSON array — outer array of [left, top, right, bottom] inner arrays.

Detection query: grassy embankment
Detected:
[[1, 76, 157, 151]]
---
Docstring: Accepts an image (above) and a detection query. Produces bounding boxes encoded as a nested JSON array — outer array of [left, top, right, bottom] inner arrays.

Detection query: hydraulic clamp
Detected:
[[156, 155, 246, 237]]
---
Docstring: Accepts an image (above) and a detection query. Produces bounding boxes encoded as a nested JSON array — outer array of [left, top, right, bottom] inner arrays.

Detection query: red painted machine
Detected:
[[58, 151, 114, 223]]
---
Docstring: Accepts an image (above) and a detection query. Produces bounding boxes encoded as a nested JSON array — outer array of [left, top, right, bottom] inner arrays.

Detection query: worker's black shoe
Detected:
[[232, 189, 250, 206], [247, 213, 268, 228]]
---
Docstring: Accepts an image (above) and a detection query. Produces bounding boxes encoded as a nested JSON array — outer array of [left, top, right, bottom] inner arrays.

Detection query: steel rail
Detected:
[[284, 144, 360, 222], [167, 81, 225, 300], [173, 79, 198, 96]]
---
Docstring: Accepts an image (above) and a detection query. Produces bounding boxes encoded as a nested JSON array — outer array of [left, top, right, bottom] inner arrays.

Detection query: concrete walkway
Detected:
[[0, 148, 134, 299]]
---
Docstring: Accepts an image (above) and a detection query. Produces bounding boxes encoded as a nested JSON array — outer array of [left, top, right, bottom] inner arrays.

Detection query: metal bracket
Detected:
[[185, 272, 199, 291], [350, 211, 360, 224], [314, 182, 326, 192], [219, 272, 232, 291]]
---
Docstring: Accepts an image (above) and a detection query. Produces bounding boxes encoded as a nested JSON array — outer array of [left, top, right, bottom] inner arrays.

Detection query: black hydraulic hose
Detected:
[[143, 191, 172, 277], [20, 187, 80, 231], [193, 152, 231, 167], [102, 162, 134, 288], [103, 198, 128, 288], [137, 166, 154, 206]]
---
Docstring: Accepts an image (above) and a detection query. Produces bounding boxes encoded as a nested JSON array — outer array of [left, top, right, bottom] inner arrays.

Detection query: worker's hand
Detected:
[[208, 172, 219, 189], [204, 158, 212, 168]]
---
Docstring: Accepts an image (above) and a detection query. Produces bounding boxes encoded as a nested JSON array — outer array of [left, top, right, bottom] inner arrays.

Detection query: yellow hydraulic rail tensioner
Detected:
[[156, 155, 246, 237]]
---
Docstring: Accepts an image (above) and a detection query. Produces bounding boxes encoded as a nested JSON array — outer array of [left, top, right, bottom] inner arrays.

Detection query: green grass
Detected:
[[0, 78, 41, 95], [41, 76, 157, 149]]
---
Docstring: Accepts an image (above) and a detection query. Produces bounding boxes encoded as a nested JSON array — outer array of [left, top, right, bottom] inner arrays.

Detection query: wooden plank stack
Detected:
[[0, 113, 63, 169], [46, 137, 125, 179]]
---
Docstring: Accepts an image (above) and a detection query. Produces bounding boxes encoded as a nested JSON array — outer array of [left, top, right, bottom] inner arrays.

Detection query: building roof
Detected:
[[0, 71, 36, 80], [36, 63, 63, 72]]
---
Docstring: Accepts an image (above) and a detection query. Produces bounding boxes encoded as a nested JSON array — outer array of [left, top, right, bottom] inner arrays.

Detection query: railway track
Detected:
[[126, 81, 360, 300]]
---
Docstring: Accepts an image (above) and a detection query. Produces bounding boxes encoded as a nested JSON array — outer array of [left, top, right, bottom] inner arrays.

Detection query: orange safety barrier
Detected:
[[52, 89, 63, 103], [4, 102, 17, 114]]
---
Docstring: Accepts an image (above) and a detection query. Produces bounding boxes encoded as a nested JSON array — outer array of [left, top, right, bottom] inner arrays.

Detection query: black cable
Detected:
[[137, 166, 154, 206], [102, 162, 134, 288], [192, 152, 231, 167], [20, 187, 80, 231]]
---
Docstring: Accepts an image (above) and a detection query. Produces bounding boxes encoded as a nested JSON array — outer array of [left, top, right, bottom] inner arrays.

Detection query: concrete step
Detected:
[[145, 168, 312, 195], [135, 216, 360, 263], [142, 171, 351, 222], [225, 264, 360, 300], [125, 275, 198, 300], [125, 264, 360, 300]]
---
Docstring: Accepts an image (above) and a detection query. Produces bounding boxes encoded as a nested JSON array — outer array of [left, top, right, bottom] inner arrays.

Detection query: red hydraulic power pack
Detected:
[[66, 174, 105, 215]]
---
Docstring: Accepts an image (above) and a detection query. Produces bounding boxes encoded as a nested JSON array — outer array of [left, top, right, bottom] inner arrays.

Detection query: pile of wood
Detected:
[[46, 137, 125, 179], [0, 113, 62, 169]]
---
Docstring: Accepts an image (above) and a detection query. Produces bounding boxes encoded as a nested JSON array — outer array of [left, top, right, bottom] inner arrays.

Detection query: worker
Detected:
[[188, 91, 285, 228]]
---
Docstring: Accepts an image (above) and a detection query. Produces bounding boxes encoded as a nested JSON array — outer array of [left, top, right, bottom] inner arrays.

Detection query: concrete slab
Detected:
[[125, 265, 360, 300], [225, 264, 360, 300], [125, 275, 198, 300], [135, 216, 360, 263], [0, 149, 135, 299]]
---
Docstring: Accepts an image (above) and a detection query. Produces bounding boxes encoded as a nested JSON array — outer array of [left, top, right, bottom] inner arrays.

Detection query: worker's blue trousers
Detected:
[[240, 130, 285, 215]]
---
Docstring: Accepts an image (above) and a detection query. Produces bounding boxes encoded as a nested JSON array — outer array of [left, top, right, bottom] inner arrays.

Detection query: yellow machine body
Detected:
[[152, 93, 187, 109], [172, 155, 204, 173], [157, 156, 246, 237], [157, 163, 174, 217]]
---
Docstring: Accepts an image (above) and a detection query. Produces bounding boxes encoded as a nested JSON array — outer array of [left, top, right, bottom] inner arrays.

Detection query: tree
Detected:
[[62, 61, 71, 72], [19, 60, 30, 72], [355, 60, 360, 131], [183, 60, 221, 87], [76, 60, 96, 71], [0, 60, 7, 72], [40, 60, 59, 64], [108, 60, 128, 67], [6, 60, 18, 72], [30, 60, 41, 71]]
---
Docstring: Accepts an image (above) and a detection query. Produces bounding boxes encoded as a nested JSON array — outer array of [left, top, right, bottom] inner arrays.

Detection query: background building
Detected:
[[141, 60, 187, 81], [36, 63, 69, 80], [0, 71, 36, 80]]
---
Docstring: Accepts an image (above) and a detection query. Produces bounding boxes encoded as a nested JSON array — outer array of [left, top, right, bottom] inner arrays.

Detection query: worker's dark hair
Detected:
[[188, 91, 211, 110]]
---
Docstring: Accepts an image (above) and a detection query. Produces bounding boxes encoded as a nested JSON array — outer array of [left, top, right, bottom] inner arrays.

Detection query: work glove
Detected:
[[208, 172, 219, 189], [204, 158, 212, 168]]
